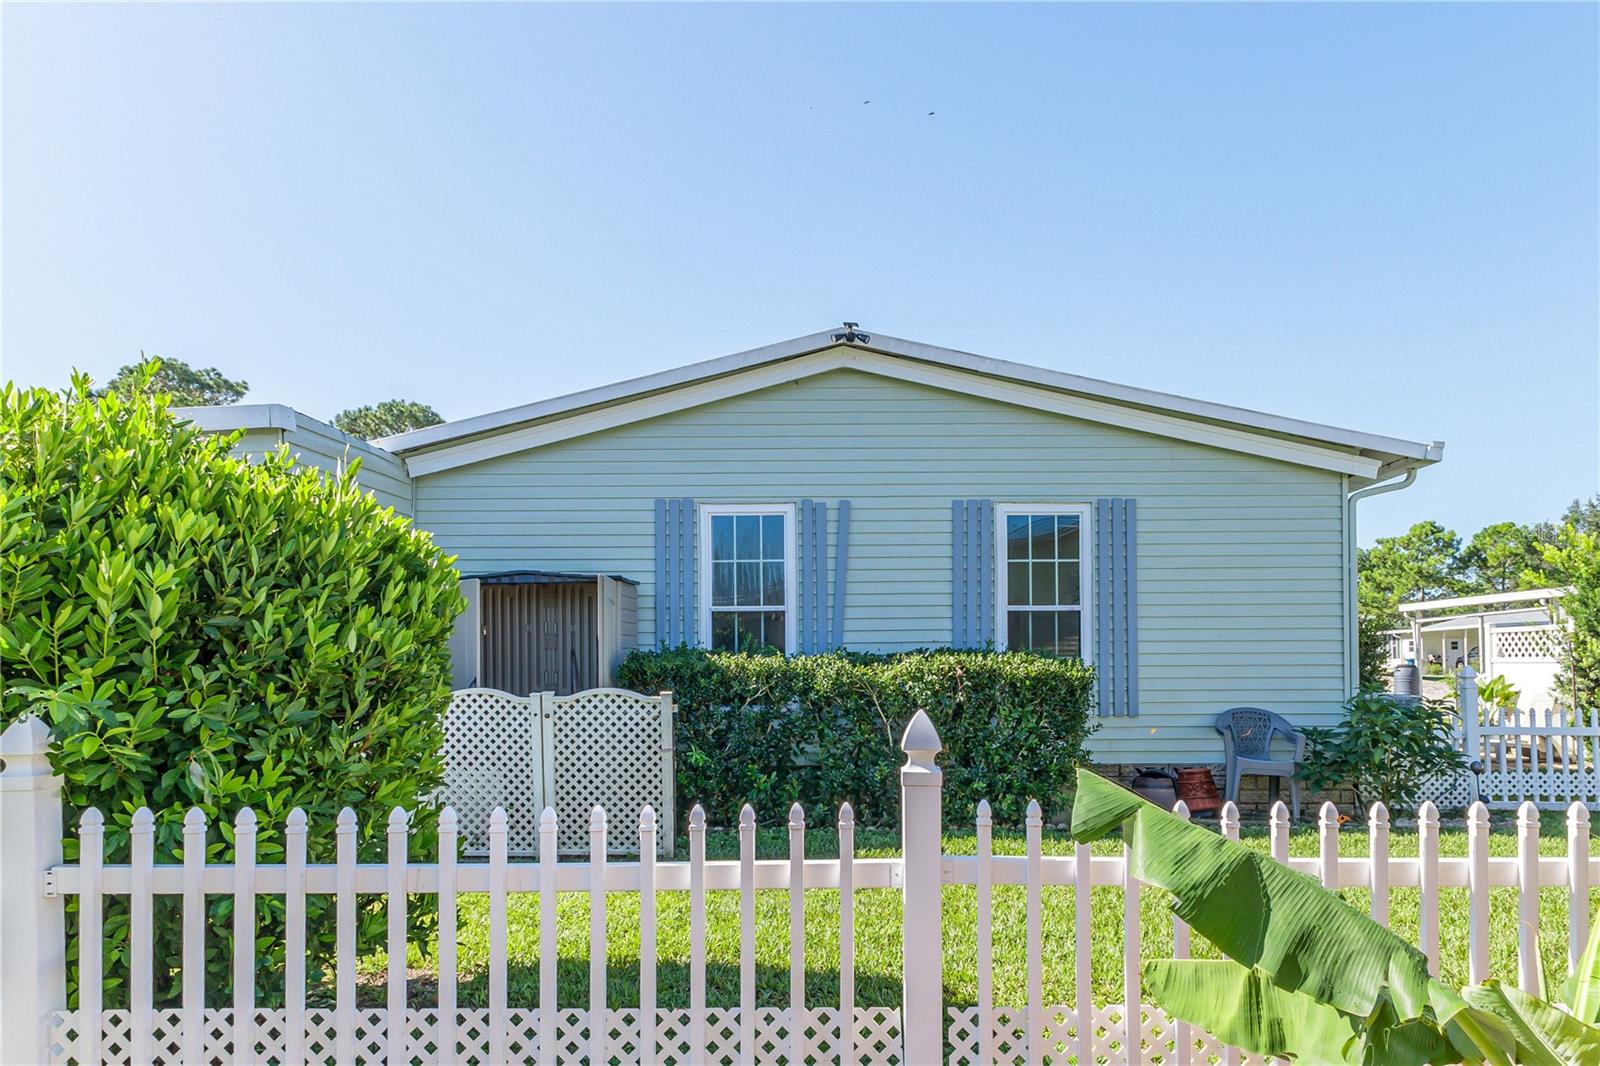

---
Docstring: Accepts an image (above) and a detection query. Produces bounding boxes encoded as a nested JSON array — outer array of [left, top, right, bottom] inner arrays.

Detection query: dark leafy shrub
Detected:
[[1296, 688, 1467, 812], [616, 646, 1097, 826], [0, 371, 463, 1006]]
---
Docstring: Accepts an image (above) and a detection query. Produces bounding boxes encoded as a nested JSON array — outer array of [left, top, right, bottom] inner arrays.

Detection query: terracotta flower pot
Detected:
[[1175, 767, 1223, 814]]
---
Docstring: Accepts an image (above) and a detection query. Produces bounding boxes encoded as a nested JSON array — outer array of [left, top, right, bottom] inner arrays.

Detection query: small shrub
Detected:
[[0, 371, 463, 1006], [1296, 688, 1466, 812], [616, 646, 1097, 826]]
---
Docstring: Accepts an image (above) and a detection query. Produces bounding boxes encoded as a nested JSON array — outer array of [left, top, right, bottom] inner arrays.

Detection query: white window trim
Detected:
[[994, 502, 1094, 662], [697, 502, 800, 653]]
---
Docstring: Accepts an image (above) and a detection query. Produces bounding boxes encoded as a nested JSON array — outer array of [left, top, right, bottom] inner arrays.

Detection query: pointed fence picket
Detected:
[[7, 711, 1600, 1066]]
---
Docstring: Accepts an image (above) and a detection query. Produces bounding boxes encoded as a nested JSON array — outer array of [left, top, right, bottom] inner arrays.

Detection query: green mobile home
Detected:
[[185, 325, 1442, 766]]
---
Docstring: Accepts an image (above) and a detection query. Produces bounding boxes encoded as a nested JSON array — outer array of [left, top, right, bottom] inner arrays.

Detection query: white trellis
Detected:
[[441, 687, 675, 856]]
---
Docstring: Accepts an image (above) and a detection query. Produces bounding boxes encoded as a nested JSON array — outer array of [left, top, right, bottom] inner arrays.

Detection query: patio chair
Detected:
[[1215, 707, 1307, 820]]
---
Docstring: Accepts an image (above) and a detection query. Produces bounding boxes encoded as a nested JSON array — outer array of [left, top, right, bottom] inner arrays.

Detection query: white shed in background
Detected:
[[1393, 588, 1572, 706]]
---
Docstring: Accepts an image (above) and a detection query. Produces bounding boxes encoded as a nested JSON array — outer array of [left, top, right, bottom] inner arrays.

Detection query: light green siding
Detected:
[[227, 417, 414, 516], [413, 368, 1350, 764]]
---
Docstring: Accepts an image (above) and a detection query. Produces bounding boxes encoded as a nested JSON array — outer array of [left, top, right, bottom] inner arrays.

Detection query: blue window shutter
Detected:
[[654, 499, 670, 645], [951, 499, 994, 648], [680, 497, 695, 645], [654, 498, 696, 646], [831, 500, 851, 650], [798, 500, 829, 654], [1093, 497, 1140, 716], [951, 500, 967, 646], [1123, 498, 1140, 716]]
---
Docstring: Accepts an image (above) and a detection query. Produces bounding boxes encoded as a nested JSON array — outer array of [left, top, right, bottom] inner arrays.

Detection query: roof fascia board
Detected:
[[404, 347, 1382, 478], [403, 350, 855, 476], [865, 333, 1439, 461], [1398, 588, 1569, 613], [173, 403, 299, 433], [377, 330, 841, 452], [379, 328, 1440, 465], [850, 351, 1381, 478]]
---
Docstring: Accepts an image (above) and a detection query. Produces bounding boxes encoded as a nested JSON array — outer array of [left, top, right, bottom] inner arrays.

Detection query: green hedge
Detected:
[[0, 370, 463, 1006], [616, 647, 1097, 826]]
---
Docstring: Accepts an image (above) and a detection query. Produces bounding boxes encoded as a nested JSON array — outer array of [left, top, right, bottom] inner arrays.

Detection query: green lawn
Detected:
[[368, 809, 1597, 1010]]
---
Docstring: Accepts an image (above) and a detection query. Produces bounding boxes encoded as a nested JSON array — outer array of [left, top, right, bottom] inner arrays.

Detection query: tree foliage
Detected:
[[93, 354, 247, 407], [1358, 521, 1469, 625], [0, 369, 462, 1006], [332, 399, 443, 440], [1462, 521, 1548, 593], [1540, 524, 1600, 708]]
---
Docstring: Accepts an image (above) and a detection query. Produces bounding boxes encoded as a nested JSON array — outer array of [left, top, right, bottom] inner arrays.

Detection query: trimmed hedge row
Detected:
[[616, 647, 1097, 826]]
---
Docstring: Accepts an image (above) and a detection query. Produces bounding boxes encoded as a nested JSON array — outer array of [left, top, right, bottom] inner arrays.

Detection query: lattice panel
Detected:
[[50, 1006, 900, 1064], [442, 688, 545, 855], [1418, 767, 1477, 809], [1490, 625, 1562, 662], [945, 1004, 1272, 1065], [551, 687, 674, 857]]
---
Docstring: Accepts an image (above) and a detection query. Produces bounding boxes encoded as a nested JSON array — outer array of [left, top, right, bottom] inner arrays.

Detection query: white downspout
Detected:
[[1345, 468, 1418, 692]]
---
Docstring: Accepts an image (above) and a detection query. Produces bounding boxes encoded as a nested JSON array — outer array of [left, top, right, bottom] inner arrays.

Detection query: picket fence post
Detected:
[[0, 716, 67, 1066], [1459, 665, 1481, 765], [899, 709, 944, 1063]]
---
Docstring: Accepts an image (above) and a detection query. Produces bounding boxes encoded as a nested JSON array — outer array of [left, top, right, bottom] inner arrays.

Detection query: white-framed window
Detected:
[[995, 504, 1093, 660], [698, 503, 798, 653]]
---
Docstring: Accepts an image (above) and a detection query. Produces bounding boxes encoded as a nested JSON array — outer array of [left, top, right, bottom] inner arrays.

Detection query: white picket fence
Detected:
[[3, 712, 1600, 1066], [1430, 667, 1600, 810]]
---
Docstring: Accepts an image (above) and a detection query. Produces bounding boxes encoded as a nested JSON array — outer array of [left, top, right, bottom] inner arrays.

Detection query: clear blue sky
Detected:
[[4, 3, 1596, 544]]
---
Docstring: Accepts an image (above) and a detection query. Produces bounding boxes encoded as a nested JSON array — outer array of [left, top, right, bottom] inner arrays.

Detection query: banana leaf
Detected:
[[1143, 958, 1365, 1064], [1565, 920, 1600, 1023], [1463, 980, 1600, 1066], [1070, 770, 1464, 1026]]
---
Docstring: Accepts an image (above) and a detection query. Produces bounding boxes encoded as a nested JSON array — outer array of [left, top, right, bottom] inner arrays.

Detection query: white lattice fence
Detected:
[[48, 1008, 904, 1066], [944, 1004, 1269, 1066], [1422, 668, 1600, 809], [442, 687, 674, 856], [442, 689, 546, 856], [550, 687, 675, 857], [1490, 624, 1563, 662]]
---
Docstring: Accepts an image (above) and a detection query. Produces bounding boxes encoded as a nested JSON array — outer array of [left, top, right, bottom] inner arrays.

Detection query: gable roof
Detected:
[[377, 326, 1445, 482]]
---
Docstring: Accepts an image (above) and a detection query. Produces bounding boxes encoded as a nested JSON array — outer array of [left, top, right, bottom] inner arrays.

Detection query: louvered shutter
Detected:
[[796, 500, 852, 652], [951, 499, 996, 647], [653, 498, 696, 646], [1094, 497, 1140, 716]]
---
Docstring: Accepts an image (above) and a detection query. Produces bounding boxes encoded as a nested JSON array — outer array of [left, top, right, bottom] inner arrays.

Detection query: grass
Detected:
[[363, 809, 1598, 1010]]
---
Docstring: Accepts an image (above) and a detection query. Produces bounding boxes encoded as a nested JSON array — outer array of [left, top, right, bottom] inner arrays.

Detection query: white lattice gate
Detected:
[[442, 687, 675, 856]]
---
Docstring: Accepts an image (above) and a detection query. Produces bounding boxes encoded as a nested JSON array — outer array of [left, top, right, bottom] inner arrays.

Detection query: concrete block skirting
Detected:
[[1092, 763, 1359, 819]]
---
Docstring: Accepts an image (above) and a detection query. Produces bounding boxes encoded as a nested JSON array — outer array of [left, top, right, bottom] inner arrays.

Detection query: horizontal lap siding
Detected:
[[412, 369, 1349, 763], [227, 420, 414, 516]]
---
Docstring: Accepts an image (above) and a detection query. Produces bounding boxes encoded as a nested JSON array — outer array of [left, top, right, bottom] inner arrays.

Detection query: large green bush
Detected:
[[1296, 688, 1467, 812], [616, 646, 1097, 826], [0, 371, 463, 1005]]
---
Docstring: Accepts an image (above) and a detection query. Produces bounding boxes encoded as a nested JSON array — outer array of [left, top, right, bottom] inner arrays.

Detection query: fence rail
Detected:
[[4, 711, 1599, 1065]]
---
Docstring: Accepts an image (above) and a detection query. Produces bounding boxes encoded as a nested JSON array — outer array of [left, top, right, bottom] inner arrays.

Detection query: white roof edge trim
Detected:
[[376, 328, 1442, 463], [1397, 588, 1571, 613], [376, 329, 841, 452], [400, 348, 1389, 479], [173, 403, 299, 433]]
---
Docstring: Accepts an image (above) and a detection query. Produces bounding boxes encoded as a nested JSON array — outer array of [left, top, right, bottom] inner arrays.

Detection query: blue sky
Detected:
[[4, 3, 1596, 544]]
